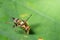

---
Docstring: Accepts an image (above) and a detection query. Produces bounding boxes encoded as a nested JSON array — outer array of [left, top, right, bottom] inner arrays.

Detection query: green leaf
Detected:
[[0, 0, 60, 40]]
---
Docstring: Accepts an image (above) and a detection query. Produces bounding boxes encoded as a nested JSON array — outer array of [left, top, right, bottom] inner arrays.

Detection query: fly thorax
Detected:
[[20, 21, 24, 25]]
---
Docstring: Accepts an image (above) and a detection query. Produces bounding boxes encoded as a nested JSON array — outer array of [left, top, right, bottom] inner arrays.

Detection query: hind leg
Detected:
[[26, 28, 30, 34], [27, 30, 29, 34]]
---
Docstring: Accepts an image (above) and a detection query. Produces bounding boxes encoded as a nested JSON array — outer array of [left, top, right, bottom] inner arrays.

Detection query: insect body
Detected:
[[12, 17, 30, 34]]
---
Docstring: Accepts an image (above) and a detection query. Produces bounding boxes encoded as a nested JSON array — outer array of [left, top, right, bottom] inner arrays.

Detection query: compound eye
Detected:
[[16, 18, 19, 22], [17, 19, 19, 20]]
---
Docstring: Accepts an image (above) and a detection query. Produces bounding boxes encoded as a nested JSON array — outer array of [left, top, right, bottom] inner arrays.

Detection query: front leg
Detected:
[[13, 23, 17, 28]]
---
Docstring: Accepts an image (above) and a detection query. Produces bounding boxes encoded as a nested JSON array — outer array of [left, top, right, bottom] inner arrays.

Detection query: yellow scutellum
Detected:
[[38, 38, 43, 40], [20, 13, 29, 18]]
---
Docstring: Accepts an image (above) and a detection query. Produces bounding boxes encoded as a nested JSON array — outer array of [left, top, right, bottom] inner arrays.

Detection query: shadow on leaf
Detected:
[[16, 23, 41, 35], [29, 23, 41, 35]]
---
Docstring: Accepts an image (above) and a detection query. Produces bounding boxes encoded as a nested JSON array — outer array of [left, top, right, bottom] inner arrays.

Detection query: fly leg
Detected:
[[13, 23, 17, 28], [26, 26, 30, 34]]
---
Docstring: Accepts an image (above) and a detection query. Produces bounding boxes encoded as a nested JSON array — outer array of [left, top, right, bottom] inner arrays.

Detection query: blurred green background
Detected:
[[0, 0, 60, 40]]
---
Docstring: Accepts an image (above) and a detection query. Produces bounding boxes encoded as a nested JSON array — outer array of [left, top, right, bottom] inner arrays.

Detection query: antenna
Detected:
[[26, 14, 32, 21]]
